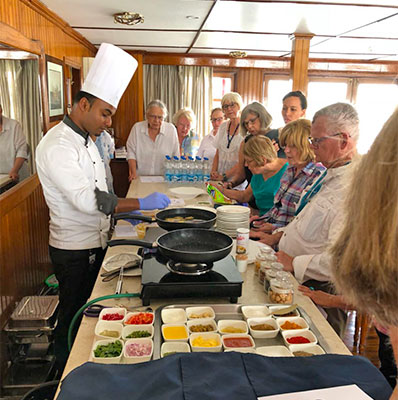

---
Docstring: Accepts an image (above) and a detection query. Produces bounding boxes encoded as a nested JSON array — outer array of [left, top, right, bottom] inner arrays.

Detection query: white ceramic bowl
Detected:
[[222, 334, 255, 350], [189, 332, 222, 352], [92, 339, 123, 364], [256, 346, 293, 357], [269, 305, 300, 318], [289, 344, 325, 356], [98, 307, 126, 323], [124, 311, 154, 326], [224, 348, 256, 354], [276, 317, 309, 332], [161, 308, 187, 324], [187, 318, 217, 334], [94, 320, 123, 340], [241, 305, 270, 320], [186, 306, 215, 320], [122, 324, 154, 340], [123, 338, 153, 364], [247, 317, 279, 339], [217, 320, 248, 335], [161, 342, 191, 358], [162, 323, 189, 342], [282, 329, 318, 347]]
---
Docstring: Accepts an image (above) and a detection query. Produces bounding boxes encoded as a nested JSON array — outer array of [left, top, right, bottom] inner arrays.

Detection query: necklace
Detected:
[[226, 121, 239, 149]]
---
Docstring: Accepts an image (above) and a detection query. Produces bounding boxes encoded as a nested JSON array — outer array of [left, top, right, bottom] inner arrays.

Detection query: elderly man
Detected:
[[252, 102, 359, 335]]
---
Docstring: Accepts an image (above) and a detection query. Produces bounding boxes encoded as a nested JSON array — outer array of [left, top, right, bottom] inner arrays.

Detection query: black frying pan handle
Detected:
[[113, 213, 154, 223], [107, 239, 156, 248]]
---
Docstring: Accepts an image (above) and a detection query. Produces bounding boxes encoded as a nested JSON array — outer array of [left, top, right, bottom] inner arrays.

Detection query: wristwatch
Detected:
[[222, 173, 228, 182]]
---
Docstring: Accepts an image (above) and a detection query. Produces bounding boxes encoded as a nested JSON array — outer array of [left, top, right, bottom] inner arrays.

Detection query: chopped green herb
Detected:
[[94, 340, 122, 358], [126, 330, 151, 338]]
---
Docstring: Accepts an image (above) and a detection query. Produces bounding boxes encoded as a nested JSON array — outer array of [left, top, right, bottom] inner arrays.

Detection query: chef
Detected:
[[36, 43, 170, 371]]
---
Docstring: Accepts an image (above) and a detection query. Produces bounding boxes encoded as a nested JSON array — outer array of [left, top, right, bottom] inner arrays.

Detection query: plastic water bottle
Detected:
[[172, 156, 179, 182], [187, 156, 195, 183], [164, 155, 172, 182], [195, 156, 203, 182], [180, 156, 188, 182], [203, 157, 211, 182]]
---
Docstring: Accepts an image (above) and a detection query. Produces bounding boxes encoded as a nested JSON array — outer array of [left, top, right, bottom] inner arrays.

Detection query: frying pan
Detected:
[[108, 228, 233, 265], [114, 208, 216, 231]]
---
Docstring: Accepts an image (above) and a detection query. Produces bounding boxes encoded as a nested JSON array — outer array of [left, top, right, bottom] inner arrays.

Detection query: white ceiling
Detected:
[[41, 0, 398, 61]]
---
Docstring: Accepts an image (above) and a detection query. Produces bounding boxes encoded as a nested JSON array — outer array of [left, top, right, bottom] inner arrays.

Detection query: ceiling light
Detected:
[[229, 51, 247, 59], [113, 12, 144, 26], [186, 15, 199, 20]]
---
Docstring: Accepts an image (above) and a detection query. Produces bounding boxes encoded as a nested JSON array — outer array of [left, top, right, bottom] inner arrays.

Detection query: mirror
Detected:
[[0, 23, 45, 192]]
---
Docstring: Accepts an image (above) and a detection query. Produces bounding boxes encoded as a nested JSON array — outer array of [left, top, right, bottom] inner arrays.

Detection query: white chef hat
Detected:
[[81, 43, 137, 108]]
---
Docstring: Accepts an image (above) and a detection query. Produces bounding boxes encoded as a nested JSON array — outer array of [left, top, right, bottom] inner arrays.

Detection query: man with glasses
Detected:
[[263, 102, 359, 336], [126, 99, 179, 180]]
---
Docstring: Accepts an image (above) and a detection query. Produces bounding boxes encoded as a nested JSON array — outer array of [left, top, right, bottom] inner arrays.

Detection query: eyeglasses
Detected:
[[222, 102, 236, 110], [308, 132, 342, 147], [148, 114, 164, 121], [244, 116, 259, 128], [211, 117, 224, 122]]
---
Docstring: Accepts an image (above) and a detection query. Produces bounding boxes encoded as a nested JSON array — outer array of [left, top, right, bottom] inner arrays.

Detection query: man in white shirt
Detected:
[[126, 100, 179, 179], [0, 104, 29, 182], [255, 103, 359, 335]]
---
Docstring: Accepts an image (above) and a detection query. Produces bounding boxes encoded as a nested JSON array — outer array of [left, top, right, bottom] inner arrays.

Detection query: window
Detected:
[[212, 72, 235, 108], [264, 77, 291, 129]]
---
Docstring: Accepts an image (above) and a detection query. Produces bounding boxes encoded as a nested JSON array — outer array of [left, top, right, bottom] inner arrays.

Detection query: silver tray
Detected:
[[154, 303, 332, 359]]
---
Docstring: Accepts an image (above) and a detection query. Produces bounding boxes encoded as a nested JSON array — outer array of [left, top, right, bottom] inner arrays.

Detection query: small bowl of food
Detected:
[[276, 317, 309, 332], [161, 342, 191, 358], [124, 311, 154, 326], [222, 334, 255, 351], [95, 320, 123, 340], [241, 305, 270, 320], [123, 338, 153, 364], [99, 307, 126, 322], [289, 344, 325, 357], [187, 318, 217, 334], [161, 308, 187, 324], [189, 332, 222, 352], [92, 339, 123, 364], [247, 317, 279, 339], [162, 324, 189, 342], [217, 320, 248, 335], [256, 346, 293, 357], [122, 324, 153, 340], [186, 306, 215, 320], [282, 330, 317, 347], [224, 347, 256, 354]]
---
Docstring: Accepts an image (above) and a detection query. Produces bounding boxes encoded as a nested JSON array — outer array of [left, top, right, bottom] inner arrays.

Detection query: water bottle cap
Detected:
[[181, 156, 186, 160], [203, 157, 209, 160], [173, 156, 179, 160], [165, 155, 171, 160], [195, 156, 202, 161], [188, 156, 194, 161]]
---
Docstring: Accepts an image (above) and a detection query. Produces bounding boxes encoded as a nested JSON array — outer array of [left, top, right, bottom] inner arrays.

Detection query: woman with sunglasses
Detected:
[[210, 92, 244, 182]]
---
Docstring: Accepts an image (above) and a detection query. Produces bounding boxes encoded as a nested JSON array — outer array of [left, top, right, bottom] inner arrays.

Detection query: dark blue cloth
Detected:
[[58, 352, 392, 400]]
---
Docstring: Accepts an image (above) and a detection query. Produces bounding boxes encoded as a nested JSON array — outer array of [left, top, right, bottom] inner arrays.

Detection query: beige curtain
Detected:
[[144, 64, 213, 139], [0, 59, 42, 174]]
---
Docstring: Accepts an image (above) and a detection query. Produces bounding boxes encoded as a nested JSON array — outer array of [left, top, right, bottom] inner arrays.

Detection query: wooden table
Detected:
[[59, 179, 351, 389]]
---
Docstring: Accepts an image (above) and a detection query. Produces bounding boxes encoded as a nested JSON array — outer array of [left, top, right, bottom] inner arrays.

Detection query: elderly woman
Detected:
[[210, 92, 243, 181], [218, 135, 288, 216], [173, 107, 197, 157], [197, 107, 224, 165], [126, 100, 179, 181], [249, 119, 326, 236], [331, 109, 398, 399]]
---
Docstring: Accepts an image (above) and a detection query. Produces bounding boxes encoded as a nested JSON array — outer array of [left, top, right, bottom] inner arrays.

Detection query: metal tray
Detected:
[[153, 303, 332, 360], [9, 296, 59, 328]]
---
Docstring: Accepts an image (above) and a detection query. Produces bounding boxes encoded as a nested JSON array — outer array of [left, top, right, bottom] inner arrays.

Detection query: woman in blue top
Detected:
[[218, 135, 288, 216]]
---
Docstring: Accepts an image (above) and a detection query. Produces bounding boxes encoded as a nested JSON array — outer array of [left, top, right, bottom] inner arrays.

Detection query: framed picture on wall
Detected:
[[46, 56, 65, 121]]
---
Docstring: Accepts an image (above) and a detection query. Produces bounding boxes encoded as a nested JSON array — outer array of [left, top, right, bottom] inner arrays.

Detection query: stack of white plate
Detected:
[[216, 205, 250, 238]]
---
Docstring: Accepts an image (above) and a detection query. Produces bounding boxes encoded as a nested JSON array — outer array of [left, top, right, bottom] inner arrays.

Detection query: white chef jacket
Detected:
[[214, 121, 243, 174], [126, 120, 180, 176], [277, 163, 352, 283], [36, 118, 110, 250], [0, 116, 29, 180], [197, 129, 217, 165]]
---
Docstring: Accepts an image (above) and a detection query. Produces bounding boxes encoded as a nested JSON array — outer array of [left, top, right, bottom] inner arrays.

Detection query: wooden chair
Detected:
[[353, 311, 371, 354]]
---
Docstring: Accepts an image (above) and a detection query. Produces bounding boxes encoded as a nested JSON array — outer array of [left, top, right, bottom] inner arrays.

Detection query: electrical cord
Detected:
[[67, 293, 140, 352]]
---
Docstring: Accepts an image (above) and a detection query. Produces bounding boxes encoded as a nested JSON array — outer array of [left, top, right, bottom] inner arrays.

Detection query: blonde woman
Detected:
[[218, 135, 288, 216], [331, 109, 398, 399], [210, 92, 243, 181], [250, 119, 326, 235], [173, 107, 197, 157]]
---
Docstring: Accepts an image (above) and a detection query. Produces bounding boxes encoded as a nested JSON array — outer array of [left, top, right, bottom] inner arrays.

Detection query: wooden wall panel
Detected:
[[236, 68, 265, 106]]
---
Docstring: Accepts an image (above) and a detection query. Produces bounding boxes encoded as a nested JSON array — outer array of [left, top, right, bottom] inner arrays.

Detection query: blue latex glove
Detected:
[[124, 211, 143, 226], [138, 192, 171, 210]]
